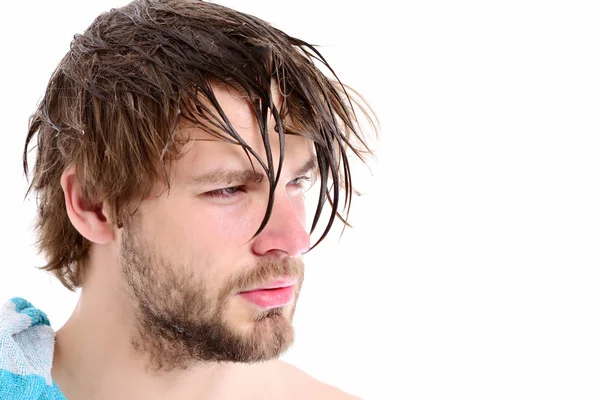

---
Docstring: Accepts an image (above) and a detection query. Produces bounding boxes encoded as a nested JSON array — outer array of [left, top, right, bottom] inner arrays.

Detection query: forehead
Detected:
[[173, 83, 313, 175]]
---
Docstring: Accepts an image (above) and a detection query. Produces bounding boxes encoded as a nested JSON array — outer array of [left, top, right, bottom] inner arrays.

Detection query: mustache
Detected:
[[223, 257, 305, 295]]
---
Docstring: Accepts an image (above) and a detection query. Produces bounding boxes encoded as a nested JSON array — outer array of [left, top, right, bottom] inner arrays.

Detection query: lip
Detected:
[[239, 278, 297, 309], [241, 278, 297, 292]]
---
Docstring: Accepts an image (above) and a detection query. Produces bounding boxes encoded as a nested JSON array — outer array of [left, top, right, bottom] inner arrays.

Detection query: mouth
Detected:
[[239, 278, 297, 309]]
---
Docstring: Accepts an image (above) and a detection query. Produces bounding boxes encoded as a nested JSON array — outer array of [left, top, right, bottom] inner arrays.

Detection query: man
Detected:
[[0, 0, 374, 398]]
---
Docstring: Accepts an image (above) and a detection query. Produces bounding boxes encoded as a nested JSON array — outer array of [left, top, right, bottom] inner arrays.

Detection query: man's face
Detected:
[[117, 85, 315, 370]]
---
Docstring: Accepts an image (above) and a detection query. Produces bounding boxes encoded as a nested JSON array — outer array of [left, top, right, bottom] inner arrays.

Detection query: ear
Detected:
[[60, 167, 116, 245]]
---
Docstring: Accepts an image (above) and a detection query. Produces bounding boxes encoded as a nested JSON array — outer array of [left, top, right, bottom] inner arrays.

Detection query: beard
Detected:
[[119, 223, 304, 371]]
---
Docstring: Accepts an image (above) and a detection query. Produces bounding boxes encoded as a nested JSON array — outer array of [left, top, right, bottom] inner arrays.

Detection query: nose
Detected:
[[251, 190, 311, 258]]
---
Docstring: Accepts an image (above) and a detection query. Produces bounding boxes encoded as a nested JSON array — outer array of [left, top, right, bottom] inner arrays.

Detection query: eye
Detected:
[[289, 176, 312, 192], [205, 186, 243, 199]]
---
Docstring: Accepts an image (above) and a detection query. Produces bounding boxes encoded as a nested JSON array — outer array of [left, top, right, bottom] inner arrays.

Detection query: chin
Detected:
[[229, 307, 296, 361]]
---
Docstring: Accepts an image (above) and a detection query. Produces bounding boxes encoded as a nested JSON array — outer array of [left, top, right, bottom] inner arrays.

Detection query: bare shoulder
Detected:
[[271, 360, 362, 400]]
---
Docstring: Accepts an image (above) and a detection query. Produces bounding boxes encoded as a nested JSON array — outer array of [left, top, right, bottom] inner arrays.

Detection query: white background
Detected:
[[1, 1, 600, 399]]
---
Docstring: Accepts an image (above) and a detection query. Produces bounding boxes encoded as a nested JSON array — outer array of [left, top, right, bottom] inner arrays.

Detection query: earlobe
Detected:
[[60, 168, 115, 245]]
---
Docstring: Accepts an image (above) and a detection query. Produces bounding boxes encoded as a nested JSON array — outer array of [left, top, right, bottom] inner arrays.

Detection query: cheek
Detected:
[[210, 207, 264, 244], [145, 194, 264, 257]]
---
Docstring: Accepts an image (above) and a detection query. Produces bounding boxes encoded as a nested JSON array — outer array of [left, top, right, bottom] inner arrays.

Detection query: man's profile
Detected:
[[0, 0, 375, 398]]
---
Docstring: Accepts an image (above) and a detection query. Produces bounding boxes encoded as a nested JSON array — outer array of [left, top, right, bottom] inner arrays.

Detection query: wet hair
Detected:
[[23, 0, 376, 290]]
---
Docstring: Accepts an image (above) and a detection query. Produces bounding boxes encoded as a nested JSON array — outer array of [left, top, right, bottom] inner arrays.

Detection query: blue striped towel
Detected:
[[0, 298, 66, 399]]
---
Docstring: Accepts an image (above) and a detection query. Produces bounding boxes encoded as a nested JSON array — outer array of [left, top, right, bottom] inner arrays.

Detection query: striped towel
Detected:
[[0, 298, 66, 399]]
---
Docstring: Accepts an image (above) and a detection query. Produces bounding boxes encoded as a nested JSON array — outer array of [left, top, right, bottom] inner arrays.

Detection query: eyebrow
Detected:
[[187, 156, 317, 186], [295, 156, 318, 178]]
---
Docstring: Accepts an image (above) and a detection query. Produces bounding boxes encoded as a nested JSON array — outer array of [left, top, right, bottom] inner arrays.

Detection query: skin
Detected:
[[51, 84, 360, 399]]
